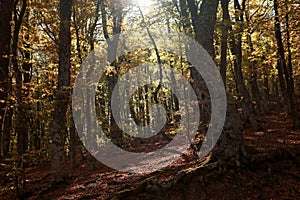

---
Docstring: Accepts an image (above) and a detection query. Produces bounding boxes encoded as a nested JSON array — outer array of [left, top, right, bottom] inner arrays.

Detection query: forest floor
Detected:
[[1, 111, 300, 200]]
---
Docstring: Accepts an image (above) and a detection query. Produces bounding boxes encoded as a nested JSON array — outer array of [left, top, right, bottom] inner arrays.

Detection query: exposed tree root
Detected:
[[103, 145, 300, 200]]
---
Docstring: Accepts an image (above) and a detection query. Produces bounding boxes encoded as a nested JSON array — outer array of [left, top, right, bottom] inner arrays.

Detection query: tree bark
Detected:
[[185, 0, 248, 165], [12, 0, 28, 159], [187, 0, 219, 59], [22, 12, 33, 152], [219, 0, 230, 86], [69, 117, 78, 168], [50, 0, 72, 184], [11, 0, 28, 196], [0, 0, 14, 159]]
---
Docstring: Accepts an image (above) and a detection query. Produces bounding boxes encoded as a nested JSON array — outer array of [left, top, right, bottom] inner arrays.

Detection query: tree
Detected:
[[273, 0, 299, 129], [227, 0, 257, 127], [219, 0, 230, 86], [11, 0, 28, 195], [181, 0, 248, 165], [50, 0, 73, 184], [101, 0, 124, 139], [0, 0, 14, 159], [187, 0, 219, 59]]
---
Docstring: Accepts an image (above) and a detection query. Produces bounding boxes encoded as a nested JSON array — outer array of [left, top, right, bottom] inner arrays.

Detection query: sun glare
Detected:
[[135, 0, 154, 14]]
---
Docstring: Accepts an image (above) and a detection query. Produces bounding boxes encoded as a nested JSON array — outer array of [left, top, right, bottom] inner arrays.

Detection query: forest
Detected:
[[0, 0, 299, 199]]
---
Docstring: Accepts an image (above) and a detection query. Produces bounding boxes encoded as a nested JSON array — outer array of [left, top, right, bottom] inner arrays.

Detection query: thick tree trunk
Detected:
[[187, 0, 219, 59], [0, 0, 14, 159], [211, 95, 248, 165], [185, 0, 248, 166], [50, 0, 72, 184]]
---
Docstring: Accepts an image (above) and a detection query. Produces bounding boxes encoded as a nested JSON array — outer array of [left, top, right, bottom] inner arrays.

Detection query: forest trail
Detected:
[[0, 0, 299, 199], [1, 111, 300, 199]]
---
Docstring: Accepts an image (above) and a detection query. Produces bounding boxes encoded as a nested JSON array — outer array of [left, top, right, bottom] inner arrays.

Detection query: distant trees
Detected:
[[273, 0, 299, 128]]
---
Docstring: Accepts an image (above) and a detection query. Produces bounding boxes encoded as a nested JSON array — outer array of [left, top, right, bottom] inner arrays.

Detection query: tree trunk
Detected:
[[274, 0, 298, 128], [101, 0, 124, 143], [211, 95, 248, 165], [284, 0, 295, 95], [11, 0, 28, 196], [0, 0, 14, 159], [179, 0, 191, 33], [69, 117, 78, 168], [284, 0, 299, 128], [22, 12, 33, 152], [230, 0, 257, 127], [185, 0, 248, 165], [12, 0, 28, 158], [246, 33, 262, 114], [50, 0, 72, 184], [219, 0, 230, 86], [187, 0, 219, 59]]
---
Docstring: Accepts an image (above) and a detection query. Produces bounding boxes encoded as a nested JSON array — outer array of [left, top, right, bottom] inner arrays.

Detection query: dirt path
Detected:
[[1, 113, 300, 199]]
